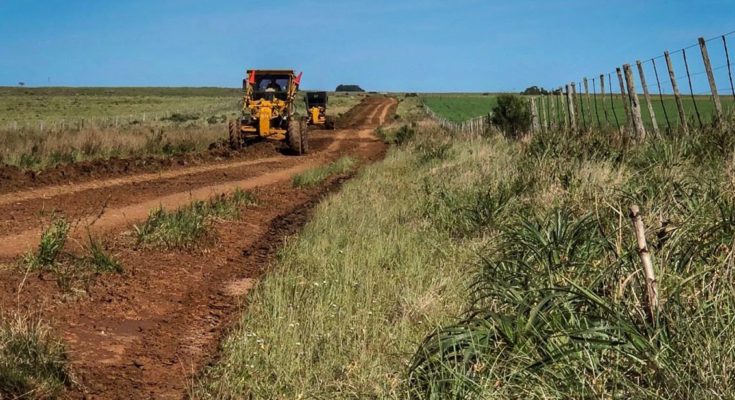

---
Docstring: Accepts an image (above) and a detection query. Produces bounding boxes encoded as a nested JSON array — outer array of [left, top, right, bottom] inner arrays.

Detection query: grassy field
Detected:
[[194, 93, 735, 398], [421, 94, 498, 122], [0, 88, 364, 170], [0, 87, 239, 125]]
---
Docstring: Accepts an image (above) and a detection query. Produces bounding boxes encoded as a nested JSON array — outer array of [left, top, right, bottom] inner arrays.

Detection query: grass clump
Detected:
[[0, 315, 72, 398], [84, 235, 123, 274], [292, 157, 356, 188], [23, 217, 70, 270], [21, 218, 124, 294], [135, 189, 255, 249]]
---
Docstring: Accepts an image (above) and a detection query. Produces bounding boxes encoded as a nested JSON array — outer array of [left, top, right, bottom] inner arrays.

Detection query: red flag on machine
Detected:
[[294, 72, 303, 86], [248, 70, 256, 85]]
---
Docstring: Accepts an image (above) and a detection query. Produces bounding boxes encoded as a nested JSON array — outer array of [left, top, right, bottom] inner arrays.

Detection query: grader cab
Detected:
[[229, 69, 309, 155], [305, 91, 335, 129]]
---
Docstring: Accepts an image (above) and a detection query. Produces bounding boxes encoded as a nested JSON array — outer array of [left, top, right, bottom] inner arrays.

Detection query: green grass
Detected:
[[423, 92, 735, 132], [0, 315, 71, 399], [135, 189, 256, 249], [195, 127, 479, 399], [421, 94, 498, 122], [292, 157, 356, 188]]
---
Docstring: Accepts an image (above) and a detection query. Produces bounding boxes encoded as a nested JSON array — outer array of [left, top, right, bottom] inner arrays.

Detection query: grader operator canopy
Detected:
[[243, 70, 302, 101]]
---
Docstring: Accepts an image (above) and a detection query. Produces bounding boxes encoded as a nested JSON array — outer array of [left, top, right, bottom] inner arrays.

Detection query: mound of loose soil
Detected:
[[0, 141, 284, 195]]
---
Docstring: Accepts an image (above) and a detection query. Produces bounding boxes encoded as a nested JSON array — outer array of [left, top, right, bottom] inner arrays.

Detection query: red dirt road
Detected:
[[0, 96, 398, 399]]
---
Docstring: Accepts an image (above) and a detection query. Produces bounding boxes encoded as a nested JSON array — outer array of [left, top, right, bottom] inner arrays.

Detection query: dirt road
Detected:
[[0, 96, 398, 399]]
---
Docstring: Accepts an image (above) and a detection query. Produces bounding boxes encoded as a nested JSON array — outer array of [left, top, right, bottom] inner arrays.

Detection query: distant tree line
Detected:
[[521, 86, 549, 95], [336, 85, 365, 92]]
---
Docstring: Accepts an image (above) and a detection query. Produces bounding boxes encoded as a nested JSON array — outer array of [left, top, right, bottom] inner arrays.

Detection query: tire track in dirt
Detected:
[[0, 156, 284, 207], [0, 96, 394, 260], [0, 95, 397, 399]]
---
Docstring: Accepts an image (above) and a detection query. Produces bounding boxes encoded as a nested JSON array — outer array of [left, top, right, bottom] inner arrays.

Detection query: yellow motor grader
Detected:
[[229, 69, 309, 154], [305, 91, 335, 129]]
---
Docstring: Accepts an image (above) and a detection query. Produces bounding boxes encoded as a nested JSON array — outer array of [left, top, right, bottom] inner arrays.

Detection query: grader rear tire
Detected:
[[287, 118, 304, 155], [228, 120, 242, 150]]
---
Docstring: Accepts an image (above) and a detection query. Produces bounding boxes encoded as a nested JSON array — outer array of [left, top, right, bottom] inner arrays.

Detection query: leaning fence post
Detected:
[[665, 51, 689, 134], [636, 61, 660, 136], [583, 78, 592, 129], [616, 67, 632, 133], [699, 37, 724, 127], [599, 74, 610, 126], [624, 64, 647, 141], [629, 205, 659, 323]]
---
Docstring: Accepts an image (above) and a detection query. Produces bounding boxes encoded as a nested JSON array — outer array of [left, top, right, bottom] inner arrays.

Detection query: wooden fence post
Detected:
[[561, 88, 569, 129], [541, 95, 549, 133], [624, 64, 647, 141], [549, 92, 557, 130], [571, 82, 580, 130], [599, 74, 610, 126], [636, 60, 660, 136], [583, 78, 592, 129], [530, 97, 540, 134], [566, 84, 577, 132], [699, 37, 724, 127], [665, 51, 689, 133], [629, 205, 659, 323], [616, 67, 632, 133]]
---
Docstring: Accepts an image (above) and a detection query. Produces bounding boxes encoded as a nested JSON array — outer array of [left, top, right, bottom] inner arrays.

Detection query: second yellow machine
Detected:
[[229, 69, 309, 154]]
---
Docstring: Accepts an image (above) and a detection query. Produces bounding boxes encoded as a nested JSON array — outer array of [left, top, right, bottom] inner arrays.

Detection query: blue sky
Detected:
[[0, 0, 733, 92]]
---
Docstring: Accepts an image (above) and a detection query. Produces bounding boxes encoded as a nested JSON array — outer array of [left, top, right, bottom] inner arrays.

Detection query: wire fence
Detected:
[[534, 30, 735, 138], [422, 103, 491, 136]]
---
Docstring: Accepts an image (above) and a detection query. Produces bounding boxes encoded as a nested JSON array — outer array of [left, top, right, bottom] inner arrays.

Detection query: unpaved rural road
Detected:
[[0, 96, 397, 399]]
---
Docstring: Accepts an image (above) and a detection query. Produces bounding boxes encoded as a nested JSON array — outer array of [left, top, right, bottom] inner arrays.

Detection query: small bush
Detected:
[[0, 315, 71, 398], [378, 125, 416, 146], [490, 94, 531, 138], [293, 157, 355, 188]]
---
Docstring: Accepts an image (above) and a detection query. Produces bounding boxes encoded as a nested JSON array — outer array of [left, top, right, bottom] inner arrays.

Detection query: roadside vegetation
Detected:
[[134, 189, 256, 249], [292, 157, 356, 188], [197, 92, 735, 398]]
